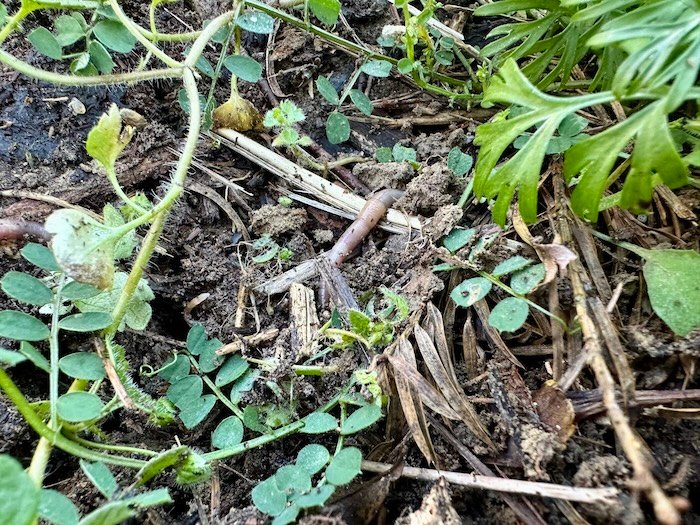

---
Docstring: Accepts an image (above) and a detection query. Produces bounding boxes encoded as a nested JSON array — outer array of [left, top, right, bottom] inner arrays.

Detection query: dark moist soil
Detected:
[[1, 0, 699, 524]]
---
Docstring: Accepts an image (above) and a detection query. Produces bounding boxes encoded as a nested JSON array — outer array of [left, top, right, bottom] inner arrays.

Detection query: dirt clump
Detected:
[[251, 204, 308, 237], [421, 204, 463, 240], [353, 161, 415, 191], [397, 162, 465, 215]]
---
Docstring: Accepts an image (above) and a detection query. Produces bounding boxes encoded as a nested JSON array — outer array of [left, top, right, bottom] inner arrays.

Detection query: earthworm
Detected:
[[0, 219, 51, 242], [326, 189, 404, 266], [320, 189, 403, 306]]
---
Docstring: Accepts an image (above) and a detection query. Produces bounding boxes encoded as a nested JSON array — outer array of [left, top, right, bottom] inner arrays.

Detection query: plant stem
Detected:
[[49, 275, 66, 429], [187, 354, 245, 419], [0, 49, 183, 85], [0, 368, 146, 468], [109, 0, 182, 69], [0, 6, 33, 45]]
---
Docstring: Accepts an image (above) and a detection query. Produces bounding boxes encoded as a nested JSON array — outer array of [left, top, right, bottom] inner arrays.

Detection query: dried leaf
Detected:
[[414, 325, 495, 449], [394, 338, 437, 465], [532, 380, 575, 442]]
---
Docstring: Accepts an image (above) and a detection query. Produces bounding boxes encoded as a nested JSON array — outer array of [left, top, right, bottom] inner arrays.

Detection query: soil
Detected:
[[1, 0, 699, 524]]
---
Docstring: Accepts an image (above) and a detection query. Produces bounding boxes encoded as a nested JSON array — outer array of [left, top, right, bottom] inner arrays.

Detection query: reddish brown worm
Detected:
[[326, 189, 404, 267], [320, 189, 403, 306], [0, 219, 51, 242]]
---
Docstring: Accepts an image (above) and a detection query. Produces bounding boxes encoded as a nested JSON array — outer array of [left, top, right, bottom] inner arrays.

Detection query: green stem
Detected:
[[0, 6, 33, 45], [0, 368, 146, 468], [49, 275, 66, 429], [108, 0, 182, 68], [105, 67, 201, 334], [0, 49, 183, 85], [188, 354, 245, 419], [71, 435, 160, 457], [204, 381, 349, 462]]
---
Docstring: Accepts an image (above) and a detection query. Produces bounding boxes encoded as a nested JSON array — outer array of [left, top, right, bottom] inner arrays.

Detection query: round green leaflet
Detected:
[[450, 277, 492, 307], [510, 263, 545, 294], [236, 10, 275, 34], [252, 477, 287, 517], [0, 311, 50, 341], [296, 444, 330, 476], [325, 447, 362, 486], [58, 352, 106, 381], [57, 392, 105, 422], [58, 312, 112, 332], [212, 416, 244, 449], [488, 297, 529, 332], [340, 404, 382, 435], [39, 489, 80, 525], [0, 455, 40, 525], [326, 111, 350, 144], [1, 271, 53, 306], [301, 412, 338, 434]]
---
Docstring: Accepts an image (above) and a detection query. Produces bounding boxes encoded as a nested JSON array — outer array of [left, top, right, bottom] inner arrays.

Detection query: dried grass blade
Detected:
[[423, 303, 459, 386], [414, 325, 495, 449], [394, 338, 438, 464], [388, 353, 460, 421]]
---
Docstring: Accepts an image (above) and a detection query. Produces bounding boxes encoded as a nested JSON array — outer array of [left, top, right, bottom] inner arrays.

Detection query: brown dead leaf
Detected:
[[414, 324, 495, 450], [533, 380, 575, 442], [394, 338, 438, 465]]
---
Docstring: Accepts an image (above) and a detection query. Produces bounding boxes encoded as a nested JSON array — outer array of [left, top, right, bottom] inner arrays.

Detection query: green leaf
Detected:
[[59, 352, 106, 380], [86, 104, 131, 171], [301, 412, 338, 434], [224, 55, 262, 82], [70, 55, 95, 75], [296, 444, 330, 475], [631, 248, 700, 337], [488, 297, 529, 332], [474, 59, 613, 225], [236, 10, 275, 33], [272, 504, 300, 525], [375, 147, 393, 163], [215, 354, 250, 387], [0, 311, 49, 341], [349, 89, 373, 116], [447, 147, 473, 176], [230, 369, 259, 403], [28, 27, 62, 59], [0, 454, 40, 525], [492, 256, 533, 277], [326, 111, 350, 144], [252, 477, 287, 516], [167, 375, 203, 408], [62, 281, 101, 300], [158, 354, 190, 383], [442, 227, 477, 253], [39, 489, 79, 525], [0, 4, 7, 26], [88, 41, 114, 74], [316, 75, 339, 105], [397, 57, 414, 74], [340, 404, 382, 435], [212, 416, 244, 449], [1, 271, 53, 305], [347, 309, 371, 338], [78, 489, 172, 525], [361, 60, 393, 78], [18, 341, 49, 372], [450, 278, 492, 307], [178, 394, 216, 429], [325, 447, 362, 486], [92, 20, 136, 53], [392, 143, 416, 163], [308, 0, 341, 25], [21, 243, 60, 272], [54, 14, 85, 47], [294, 485, 335, 509], [275, 464, 311, 494], [79, 460, 117, 499], [197, 338, 224, 373], [58, 312, 112, 332], [57, 392, 104, 422], [0, 348, 26, 367], [510, 263, 545, 294], [242, 405, 267, 433]]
